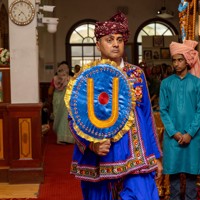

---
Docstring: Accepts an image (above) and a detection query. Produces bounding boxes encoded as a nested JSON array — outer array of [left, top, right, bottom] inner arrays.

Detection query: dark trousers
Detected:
[[170, 173, 197, 200]]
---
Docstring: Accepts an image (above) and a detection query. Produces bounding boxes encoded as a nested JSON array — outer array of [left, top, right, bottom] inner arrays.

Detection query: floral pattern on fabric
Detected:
[[70, 126, 157, 181], [68, 61, 162, 182]]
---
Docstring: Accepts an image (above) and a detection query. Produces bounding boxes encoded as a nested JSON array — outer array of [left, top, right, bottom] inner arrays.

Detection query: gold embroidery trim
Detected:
[[64, 59, 136, 143]]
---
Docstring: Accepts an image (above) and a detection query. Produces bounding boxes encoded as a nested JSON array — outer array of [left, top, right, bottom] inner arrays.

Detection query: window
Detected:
[[66, 19, 178, 68], [134, 19, 178, 65], [66, 20, 101, 69]]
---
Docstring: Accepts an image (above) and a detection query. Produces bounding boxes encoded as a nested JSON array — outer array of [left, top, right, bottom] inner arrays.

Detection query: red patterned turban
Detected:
[[169, 40, 200, 78], [94, 12, 130, 43]]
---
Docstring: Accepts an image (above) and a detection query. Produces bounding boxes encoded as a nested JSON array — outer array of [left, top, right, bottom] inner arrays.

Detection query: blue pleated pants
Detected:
[[81, 173, 159, 200]]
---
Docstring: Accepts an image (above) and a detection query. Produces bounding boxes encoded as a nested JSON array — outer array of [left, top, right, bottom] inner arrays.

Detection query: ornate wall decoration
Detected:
[[178, 0, 197, 41]]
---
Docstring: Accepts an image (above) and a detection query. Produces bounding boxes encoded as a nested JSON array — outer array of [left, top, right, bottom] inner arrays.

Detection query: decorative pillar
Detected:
[[9, 0, 39, 103], [0, 0, 44, 183]]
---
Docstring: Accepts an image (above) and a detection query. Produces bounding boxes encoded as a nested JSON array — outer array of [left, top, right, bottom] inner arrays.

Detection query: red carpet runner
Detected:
[[38, 129, 83, 200]]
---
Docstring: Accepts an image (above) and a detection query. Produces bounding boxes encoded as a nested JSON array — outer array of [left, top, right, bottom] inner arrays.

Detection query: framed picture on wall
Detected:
[[153, 36, 164, 47], [160, 48, 170, 59], [143, 50, 152, 60], [153, 50, 160, 59]]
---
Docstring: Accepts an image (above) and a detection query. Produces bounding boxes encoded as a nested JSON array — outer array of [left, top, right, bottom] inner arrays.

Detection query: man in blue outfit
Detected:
[[65, 12, 163, 200], [159, 40, 200, 200]]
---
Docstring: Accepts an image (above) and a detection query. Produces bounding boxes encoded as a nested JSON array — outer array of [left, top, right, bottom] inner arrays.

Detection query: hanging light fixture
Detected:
[[157, 0, 174, 19]]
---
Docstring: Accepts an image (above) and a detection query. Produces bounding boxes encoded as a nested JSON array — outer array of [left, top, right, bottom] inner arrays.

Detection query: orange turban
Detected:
[[94, 12, 130, 43], [169, 40, 200, 78]]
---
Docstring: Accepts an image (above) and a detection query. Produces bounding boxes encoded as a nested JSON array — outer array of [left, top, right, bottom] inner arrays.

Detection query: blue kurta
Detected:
[[68, 62, 162, 181], [159, 73, 200, 174]]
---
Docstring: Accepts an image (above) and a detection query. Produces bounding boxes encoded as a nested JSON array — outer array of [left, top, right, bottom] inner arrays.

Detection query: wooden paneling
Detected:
[[0, 103, 44, 183], [0, 119, 3, 159], [19, 118, 32, 159], [0, 104, 9, 167]]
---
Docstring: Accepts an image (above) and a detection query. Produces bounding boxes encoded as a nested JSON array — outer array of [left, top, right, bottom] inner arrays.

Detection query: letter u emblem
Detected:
[[87, 78, 119, 128]]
